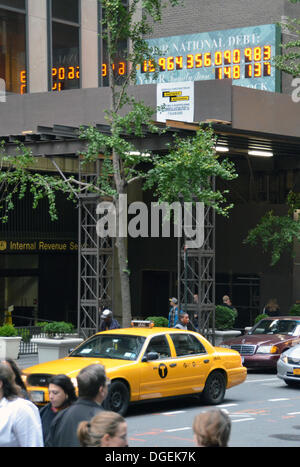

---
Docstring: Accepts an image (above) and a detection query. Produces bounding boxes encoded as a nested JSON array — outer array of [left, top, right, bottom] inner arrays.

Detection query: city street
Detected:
[[125, 370, 300, 448]]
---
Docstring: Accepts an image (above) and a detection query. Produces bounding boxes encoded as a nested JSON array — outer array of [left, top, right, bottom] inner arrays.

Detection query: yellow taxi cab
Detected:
[[23, 321, 247, 415]]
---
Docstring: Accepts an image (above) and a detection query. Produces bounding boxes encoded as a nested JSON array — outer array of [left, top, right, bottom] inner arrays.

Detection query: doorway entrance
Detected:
[[216, 273, 260, 328], [141, 270, 175, 319]]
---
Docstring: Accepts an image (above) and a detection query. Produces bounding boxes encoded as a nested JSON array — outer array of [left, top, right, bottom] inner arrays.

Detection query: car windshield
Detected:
[[70, 334, 146, 360], [249, 319, 300, 336]]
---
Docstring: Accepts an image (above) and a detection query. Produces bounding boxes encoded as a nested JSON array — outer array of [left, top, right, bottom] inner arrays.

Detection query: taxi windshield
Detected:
[[249, 319, 300, 336], [70, 334, 146, 360]]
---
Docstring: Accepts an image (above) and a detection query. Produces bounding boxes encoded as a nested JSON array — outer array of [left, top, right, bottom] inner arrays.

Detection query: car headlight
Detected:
[[257, 345, 279, 354], [219, 344, 231, 349], [280, 354, 288, 364]]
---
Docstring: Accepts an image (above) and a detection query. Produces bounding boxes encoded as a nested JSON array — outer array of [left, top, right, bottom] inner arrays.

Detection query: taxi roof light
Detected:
[[131, 320, 154, 328]]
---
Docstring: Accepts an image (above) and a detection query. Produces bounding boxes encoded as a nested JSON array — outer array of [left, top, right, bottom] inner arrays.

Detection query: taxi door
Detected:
[[166, 332, 213, 395], [139, 334, 184, 399]]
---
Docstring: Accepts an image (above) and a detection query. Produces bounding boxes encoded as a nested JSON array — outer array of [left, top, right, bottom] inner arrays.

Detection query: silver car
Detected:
[[277, 345, 300, 386]]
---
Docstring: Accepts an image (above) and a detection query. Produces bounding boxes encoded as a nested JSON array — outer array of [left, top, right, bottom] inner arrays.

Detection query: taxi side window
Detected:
[[170, 334, 207, 357], [146, 335, 171, 359]]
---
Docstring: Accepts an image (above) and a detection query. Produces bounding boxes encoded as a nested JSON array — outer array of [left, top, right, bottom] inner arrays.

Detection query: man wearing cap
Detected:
[[99, 309, 121, 332], [168, 298, 180, 328]]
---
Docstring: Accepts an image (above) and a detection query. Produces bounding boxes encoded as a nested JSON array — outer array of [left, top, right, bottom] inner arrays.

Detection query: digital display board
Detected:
[[136, 24, 281, 92], [17, 24, 280, 93]]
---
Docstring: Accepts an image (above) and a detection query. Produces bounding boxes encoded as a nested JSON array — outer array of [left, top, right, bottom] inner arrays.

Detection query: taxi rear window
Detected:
[[170, 333, 207, 357], [70, 334, 146, 360]]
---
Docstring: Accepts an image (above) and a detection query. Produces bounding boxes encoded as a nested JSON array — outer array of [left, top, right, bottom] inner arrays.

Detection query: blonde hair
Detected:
[[193, 409, 231, 447], [77, 411, 125, 447], [266, 298, 279, 312]]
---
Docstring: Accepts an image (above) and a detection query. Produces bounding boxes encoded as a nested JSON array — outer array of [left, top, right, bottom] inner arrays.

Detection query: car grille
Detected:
[[27, 374, 53, 387], [230, 345, 256, 356], [288, 357, 300, 365], [286, 371, 300, 378]]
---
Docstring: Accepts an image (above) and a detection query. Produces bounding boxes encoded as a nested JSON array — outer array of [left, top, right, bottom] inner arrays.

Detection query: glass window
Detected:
[[50, 0, 80, 92], [249, 319, 300, 336], [170, 334, 207, 357], [70, 334, 146, 361], [51, 21, 80, 91], [0, 8, 26, 94], [99, 0, 128, 87], [52, 0, 79, 23], [145, 335, 171, 359], [0, 1, 25, 9]]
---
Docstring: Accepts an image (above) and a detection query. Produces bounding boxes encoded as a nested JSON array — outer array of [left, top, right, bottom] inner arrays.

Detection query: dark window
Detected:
[[52, 22, 79, 91], [145, 335, 171, 359], [99, 0, 128, 87], [52, 0, 79, 22], [50, 0, 80, 91], [0, 8, 26, 94], [0, 1, 25, 9], [170, 334, 207, 357]]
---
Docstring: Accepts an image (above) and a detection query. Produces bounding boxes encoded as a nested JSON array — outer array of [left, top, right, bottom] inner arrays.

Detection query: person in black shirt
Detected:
[[40, 374, 77, 444], [46, 364, 109, 447]]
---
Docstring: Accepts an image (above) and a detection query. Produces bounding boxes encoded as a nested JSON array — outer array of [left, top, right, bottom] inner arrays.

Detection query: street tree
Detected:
[[0, 0, 238, 327]]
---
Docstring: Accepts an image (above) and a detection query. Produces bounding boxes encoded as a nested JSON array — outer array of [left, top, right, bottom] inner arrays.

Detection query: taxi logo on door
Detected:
[[158, 363, 168, 378]]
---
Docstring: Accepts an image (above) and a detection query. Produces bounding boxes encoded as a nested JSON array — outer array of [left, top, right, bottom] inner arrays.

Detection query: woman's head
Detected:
[[193, 409, 231, 447], [0, 363, 20, 400], [2, 358, 27, 391], [48, 374, 77, 409], [77, 411, 128, 447]]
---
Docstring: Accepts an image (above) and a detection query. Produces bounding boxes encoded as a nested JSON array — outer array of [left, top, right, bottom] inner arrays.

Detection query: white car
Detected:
[[277, 345, 300, 386]]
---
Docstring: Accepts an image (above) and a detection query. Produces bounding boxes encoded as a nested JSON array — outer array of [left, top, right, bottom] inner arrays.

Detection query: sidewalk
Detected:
[[17, 354, 39, 369]]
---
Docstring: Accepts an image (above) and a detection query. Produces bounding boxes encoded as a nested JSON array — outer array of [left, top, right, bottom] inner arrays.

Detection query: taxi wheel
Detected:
[[201, 371, 226, 405], [104, 380, 130, 416]]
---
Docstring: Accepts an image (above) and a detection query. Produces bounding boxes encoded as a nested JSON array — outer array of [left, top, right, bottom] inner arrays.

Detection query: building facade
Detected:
[[0, 0, 300, 328]]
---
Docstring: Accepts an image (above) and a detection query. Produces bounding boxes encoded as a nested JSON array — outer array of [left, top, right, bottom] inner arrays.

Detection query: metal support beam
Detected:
[[178, 188, 215, 343], [77, 160, 114, 339]]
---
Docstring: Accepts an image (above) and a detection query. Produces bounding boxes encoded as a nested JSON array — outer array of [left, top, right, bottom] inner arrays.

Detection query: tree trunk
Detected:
[[113, 151, 132, 327], [116, 234, 132, 327]]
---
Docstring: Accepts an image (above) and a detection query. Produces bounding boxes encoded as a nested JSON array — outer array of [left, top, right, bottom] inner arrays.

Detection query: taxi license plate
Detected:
[[293, 368, 300, 375], [29, 391, 45, 403]]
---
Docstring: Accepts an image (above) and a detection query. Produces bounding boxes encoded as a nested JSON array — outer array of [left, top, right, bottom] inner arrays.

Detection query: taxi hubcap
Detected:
[[111, 390, 122, 409]]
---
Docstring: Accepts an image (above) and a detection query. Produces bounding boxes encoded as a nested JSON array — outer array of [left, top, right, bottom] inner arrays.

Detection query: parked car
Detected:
[[277, 345, 300, 386], [220, 317, 300, 369], [22, 321, 246, 415]]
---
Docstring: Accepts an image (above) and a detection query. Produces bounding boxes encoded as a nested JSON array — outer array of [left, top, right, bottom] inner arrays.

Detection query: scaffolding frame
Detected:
[[77, 159, 114, 339], [178, 192, 216, 343]]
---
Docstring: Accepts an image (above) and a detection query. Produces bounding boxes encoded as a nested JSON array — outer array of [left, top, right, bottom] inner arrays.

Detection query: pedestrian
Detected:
[[47, 364, 109, 447], [0, 363, 43, 447], [77, 411, 128, 447], [222, 295, 238, 319], [263, 298, 280, 317], [222, 295, 234, 310], [193, 294, 199, 330], [1, 358, 30, 400], [168, 297, 180, 327], [192, 409, 231, 447], [174, 312, 190, 330], [40, 374, 77, 444], [99, 309, 121, 331]]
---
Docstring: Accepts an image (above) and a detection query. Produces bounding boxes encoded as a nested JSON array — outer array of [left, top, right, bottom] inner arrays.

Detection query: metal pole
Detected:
[[184, 245, 188, 313]]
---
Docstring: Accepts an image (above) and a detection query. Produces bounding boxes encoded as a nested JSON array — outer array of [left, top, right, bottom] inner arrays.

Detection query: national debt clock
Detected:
[[135, 24, 281, 92]]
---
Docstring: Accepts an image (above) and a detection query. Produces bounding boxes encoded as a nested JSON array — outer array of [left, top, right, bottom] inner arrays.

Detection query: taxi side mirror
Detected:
[[142, 351, 159, 362]]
